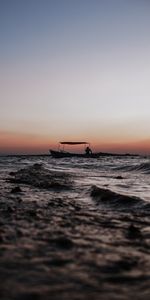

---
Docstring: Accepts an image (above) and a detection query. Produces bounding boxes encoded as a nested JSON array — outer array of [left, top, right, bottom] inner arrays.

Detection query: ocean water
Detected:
[[0, 154, 150, 299], [0, 154, 150, 211]]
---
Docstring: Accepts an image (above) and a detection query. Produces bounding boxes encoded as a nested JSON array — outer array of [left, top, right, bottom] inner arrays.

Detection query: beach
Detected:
[[0, 156, 150, 299]]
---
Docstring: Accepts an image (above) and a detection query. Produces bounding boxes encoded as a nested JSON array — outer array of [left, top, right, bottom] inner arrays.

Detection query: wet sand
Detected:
[[0, 164, 150, 300]]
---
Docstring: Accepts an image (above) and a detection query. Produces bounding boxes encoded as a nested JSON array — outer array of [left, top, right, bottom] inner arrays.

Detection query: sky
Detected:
[[0, 0, 150, 154]]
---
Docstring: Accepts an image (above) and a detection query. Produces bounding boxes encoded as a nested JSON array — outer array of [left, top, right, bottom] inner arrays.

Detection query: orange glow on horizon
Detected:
[[94, 140, 150, 155], [0, 131, 55, 154], [0, 131, 150, 155]]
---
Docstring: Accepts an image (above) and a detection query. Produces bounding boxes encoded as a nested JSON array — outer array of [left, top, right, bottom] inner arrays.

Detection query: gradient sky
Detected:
[[0, 0, 150, 154]]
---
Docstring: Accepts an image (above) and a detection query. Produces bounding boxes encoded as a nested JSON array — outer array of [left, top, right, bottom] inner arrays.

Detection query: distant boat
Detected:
[[49, 142, 100, 158], [49, 141, 137, 158]]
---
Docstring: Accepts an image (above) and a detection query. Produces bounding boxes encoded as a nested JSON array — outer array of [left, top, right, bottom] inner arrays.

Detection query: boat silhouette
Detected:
[[49, 142, 100, 158]]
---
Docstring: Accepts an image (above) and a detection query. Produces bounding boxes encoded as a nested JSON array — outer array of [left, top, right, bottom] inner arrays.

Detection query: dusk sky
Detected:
[[0, 0, 150, 154]]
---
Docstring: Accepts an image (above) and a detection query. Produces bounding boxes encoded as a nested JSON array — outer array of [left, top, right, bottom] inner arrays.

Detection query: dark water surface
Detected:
[[0, 155, 150, 299]]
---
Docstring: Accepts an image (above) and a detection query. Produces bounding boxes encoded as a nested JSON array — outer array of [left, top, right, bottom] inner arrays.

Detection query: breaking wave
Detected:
[[90, 185, 150, 212]]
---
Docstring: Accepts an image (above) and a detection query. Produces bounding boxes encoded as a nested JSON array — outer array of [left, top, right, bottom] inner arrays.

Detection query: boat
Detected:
[[49, 142, 100, 158]]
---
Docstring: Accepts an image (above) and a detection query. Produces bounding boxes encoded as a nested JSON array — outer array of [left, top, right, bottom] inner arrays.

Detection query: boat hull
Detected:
[[49, 150, 100, 158]]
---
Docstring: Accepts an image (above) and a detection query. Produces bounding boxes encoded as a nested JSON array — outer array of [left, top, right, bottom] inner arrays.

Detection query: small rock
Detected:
[[27, 210, 37, 217], [115, 176, 124, 179], [75, 206, 81, 211], [7, 206, 14, 213], [127, 224, 141, 239], [9, 171, 15, 176], [54, 236, 74, 250], [11, 186, 22, 193], [48, 258, 72, 267]]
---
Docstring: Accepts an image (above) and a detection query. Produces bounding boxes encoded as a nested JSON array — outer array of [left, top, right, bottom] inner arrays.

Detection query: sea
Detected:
[[0, 154, 150, 212], [0, 154, 150, 299]]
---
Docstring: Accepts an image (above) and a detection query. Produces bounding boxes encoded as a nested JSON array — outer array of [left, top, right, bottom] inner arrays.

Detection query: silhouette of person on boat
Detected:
[[85, 146, 92, 155]]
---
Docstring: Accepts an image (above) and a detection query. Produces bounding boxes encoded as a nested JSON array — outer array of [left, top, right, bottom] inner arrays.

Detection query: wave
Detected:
[[90, 185, 150, 211], [134, 162, 150, 173], [115, 161, 150, 174], [7, 163, 73, 190]]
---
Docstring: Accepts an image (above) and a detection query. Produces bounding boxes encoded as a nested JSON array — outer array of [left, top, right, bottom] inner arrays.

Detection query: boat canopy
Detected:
[[60, 142, 88, 145]]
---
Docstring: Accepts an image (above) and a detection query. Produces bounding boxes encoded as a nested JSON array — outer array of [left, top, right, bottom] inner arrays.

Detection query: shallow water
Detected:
[[0, 155, 150, 300]]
